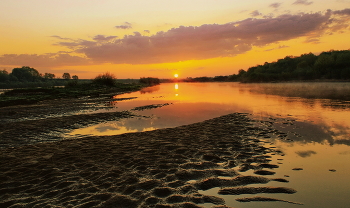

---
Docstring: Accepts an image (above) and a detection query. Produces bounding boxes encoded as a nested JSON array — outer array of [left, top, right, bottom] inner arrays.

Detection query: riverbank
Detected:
[[0, 90, 141, 148], [0, 81, 144, 108], [0, 113, 301, 208]]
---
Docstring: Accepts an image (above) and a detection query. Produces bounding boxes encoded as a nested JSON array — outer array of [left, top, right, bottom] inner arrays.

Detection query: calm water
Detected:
[[68, 82, 350, 208]]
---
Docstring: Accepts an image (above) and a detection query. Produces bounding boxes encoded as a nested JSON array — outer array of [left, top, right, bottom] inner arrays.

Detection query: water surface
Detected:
[[68, 82, 350, 208]]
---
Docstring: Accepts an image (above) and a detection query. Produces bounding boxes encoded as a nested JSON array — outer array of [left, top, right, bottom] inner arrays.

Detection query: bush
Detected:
[[93, 72, 116, 87], [65, 80, 79, 88]]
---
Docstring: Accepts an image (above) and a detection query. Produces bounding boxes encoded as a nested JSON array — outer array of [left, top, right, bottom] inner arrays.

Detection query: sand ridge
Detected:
[[0, 113, 299, 207]]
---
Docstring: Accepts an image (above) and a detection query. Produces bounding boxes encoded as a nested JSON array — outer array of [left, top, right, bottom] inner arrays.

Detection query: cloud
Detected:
[[304, 38, 321, 44], [115, 22, 132, 29], [293, 0, 313, 5], [269, 3, 282, 8], [335, 139, 350, 145], [333, 8, 350, 15], [55, 40, 97, 50], [58, 10, 344, 64], [50, 35, 73, 41], [0, 53, 89, 67], [92, 35, 118, 41], [51, 69, 91, 74], [250, 10, 262, 17], [278, 45, 289, 49], [264, 45, 289, 51], [295, 150, 317, 157], [3, 9, 350, 67]]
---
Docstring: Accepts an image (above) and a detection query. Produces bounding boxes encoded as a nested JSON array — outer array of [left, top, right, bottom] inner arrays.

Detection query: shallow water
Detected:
[[68, 82, 350, 208], [69, 82, 350, 140]]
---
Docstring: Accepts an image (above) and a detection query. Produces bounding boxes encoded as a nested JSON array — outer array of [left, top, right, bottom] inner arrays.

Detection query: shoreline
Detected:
[[0, 113, 299, 207]]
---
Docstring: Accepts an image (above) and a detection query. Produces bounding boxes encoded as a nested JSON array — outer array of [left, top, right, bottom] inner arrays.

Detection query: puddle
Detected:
[[66, 117, 157, 138]]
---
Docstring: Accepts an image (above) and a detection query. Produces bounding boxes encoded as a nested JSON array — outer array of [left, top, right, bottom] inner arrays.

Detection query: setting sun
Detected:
[[0, 1, 349, 79]]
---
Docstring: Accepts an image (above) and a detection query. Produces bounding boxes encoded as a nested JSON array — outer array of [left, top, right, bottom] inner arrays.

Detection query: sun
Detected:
[[174, 74, 179, 78]]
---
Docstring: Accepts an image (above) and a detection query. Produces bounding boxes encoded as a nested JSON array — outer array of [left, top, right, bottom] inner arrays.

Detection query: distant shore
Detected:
[[175, 79, 350, 83]]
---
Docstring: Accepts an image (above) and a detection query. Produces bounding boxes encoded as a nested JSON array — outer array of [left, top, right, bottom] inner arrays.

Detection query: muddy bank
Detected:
[[0, 94, 125, 123], [0, 110, 134, 148], [0, 95, 139, 148], [0, 113, 299, 207]]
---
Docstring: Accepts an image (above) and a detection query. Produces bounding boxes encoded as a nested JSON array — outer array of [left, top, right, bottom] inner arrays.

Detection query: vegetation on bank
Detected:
[[139, 77, 160, 85], [0, 71, 160, 107], [184, 49, 350, 83], [0, 66, 81, 89]]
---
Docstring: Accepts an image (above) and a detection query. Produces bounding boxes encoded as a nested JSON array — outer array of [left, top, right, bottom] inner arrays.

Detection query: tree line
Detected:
[[139, 77, 160, 85], [0, 66, 78, 89], [0, 66, 161, 89], [184, 49, 350, 83], [2, 49, 349, 88]]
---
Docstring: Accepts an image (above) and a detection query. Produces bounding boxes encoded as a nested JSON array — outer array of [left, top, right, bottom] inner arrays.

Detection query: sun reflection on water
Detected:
[[66, 82, 350, 207], [174, 83, 179, 90]]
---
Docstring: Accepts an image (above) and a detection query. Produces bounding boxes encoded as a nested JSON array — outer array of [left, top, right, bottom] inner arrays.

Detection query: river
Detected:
[[68, 82, 350, 208]]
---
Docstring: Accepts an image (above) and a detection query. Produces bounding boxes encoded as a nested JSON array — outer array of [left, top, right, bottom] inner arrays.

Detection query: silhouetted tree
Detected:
[[193, 77, 212, 82], [213, 76, 228, 82], [11, 66, 41, 82], [314, 54, 335, 73], [62, 73, 71, 80], [44, 73, 55, 79], [235, 50, 350, 82], [0, 70, 9, 82], [139, 77, 160, 85], [335, 52, 350, 68], [72, 75, 79, 80]]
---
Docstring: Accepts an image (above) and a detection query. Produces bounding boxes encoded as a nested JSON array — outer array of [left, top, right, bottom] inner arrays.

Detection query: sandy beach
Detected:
[[0, 104, 299, 208]]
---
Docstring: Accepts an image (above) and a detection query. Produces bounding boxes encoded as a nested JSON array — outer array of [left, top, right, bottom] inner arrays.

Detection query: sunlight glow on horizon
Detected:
[[0, 0, 349, 79]]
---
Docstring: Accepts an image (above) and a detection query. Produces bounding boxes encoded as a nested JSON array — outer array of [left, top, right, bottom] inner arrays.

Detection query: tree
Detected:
[[72, 75, 79, 80], [335, 52, 350, 68], [139, 77, 160, 85], [0, 69, 8, 75], [213, 76, 228, 82], [44, 73, 55, 79], [314, 54, 335, 78], [314, 54, 335, 69], [11, 66, 41, 82], [62, 73, 71, 80], [0, 69, 9, 82]]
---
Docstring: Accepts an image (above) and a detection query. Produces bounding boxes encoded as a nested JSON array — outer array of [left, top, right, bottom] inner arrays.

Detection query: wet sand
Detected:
[[0, 112, 299, 207], [0, 96, 136, 148]]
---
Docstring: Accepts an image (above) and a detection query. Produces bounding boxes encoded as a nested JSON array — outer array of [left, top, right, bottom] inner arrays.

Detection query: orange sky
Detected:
[[1, 0, 350, 79]]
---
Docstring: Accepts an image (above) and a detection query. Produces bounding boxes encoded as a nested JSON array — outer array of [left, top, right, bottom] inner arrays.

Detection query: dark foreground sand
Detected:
[[0, 113, 299, 208]]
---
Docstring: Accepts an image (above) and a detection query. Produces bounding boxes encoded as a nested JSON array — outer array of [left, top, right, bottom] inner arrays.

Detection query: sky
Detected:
[[0, 0, 350, 79]]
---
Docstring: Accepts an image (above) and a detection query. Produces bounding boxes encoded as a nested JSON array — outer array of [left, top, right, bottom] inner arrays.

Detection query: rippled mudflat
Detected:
[[68, 82, 350, 208], [1, 82, 349, 207]]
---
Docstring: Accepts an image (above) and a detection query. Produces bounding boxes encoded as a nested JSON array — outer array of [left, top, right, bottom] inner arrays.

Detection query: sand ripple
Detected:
[[0, 113, 298, 207]]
